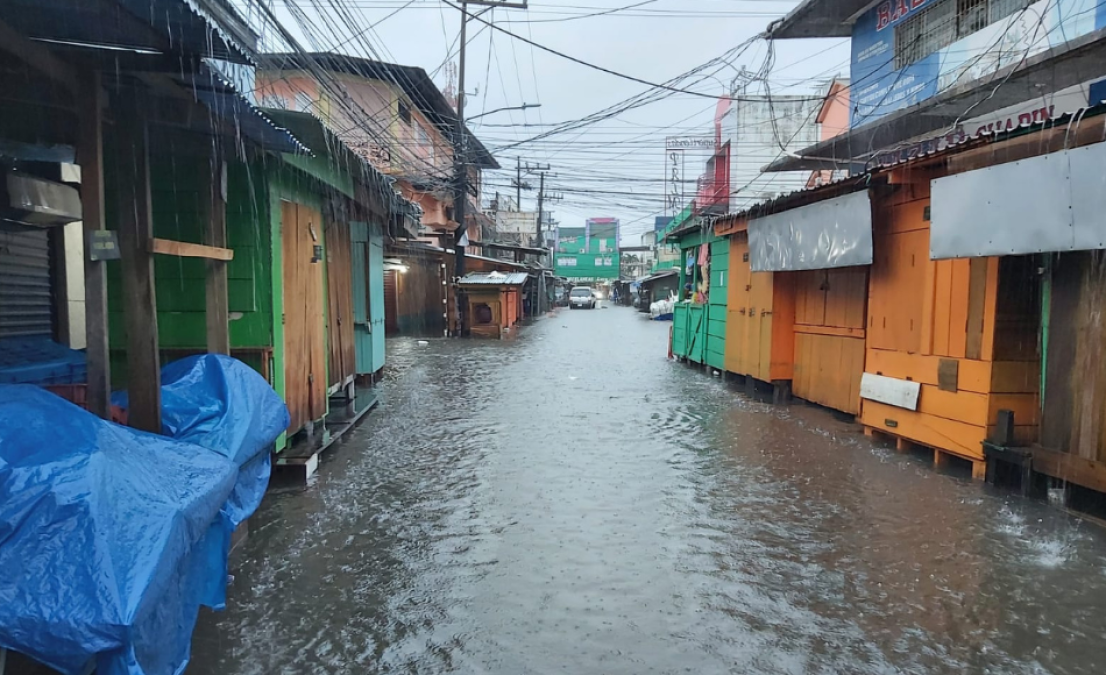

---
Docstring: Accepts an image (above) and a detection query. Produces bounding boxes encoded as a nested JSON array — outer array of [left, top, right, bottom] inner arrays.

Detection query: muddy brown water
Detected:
[[190, 305, 1106, 675]]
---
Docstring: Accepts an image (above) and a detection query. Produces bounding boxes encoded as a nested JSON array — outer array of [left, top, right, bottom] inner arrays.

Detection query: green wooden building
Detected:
[[106, 110, 415, 449], [667, 210, 727, 371]]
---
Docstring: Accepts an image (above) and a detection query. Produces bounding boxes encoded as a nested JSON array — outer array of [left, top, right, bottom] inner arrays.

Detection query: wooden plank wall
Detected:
[[325, 219, 355, 392], [724, 236, 749, 375], [1042, 251, 1106, 463], [791, 267, 867, 414], [281, 201, 327, 434], [672, 303, 689, 359], [860, 181, 1040, 461], [723, 234, 794, 383]]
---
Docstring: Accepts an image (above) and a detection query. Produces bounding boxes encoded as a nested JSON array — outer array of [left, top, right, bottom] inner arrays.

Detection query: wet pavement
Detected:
[[190, 305, 1106, 675]]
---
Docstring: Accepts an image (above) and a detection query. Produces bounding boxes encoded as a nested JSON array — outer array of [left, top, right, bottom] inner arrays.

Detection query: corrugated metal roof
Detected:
[[706, 102, 1106, 227], [459, 271, 529, 286], [263, 108, 417, 218], [637, 269, 678, 285], [188, 63, 308, 154]]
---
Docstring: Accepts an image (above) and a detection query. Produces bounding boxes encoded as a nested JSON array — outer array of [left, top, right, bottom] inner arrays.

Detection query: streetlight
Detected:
[[467, 103, 541, 121]]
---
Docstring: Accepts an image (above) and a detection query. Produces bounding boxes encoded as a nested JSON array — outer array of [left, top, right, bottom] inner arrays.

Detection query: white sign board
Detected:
[[860, 373, 921, 411]]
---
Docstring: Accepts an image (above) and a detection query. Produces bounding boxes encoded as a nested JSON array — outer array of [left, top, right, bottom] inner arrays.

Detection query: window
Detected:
[[894, 0, 1029, 69], [399, 101, 412, 125]]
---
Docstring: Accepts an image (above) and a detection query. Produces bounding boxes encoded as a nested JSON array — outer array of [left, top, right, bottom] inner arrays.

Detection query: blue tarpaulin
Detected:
[[0, 355, 289, 675]]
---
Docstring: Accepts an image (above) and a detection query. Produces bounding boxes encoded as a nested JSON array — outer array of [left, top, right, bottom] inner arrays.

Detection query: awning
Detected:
[[931, 140, 1106, 259], [637, 269, 679, 285], [765, 26, 1106, 173], [766, 0, 867, 39], [748, 190, 872, 272]]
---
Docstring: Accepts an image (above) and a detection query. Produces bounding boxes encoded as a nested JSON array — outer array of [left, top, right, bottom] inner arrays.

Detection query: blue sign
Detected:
[[849, 0, 1103, 128]]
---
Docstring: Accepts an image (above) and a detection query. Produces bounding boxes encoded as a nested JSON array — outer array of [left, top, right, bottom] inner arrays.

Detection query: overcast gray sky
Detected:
[[261, 0, 850, 243]]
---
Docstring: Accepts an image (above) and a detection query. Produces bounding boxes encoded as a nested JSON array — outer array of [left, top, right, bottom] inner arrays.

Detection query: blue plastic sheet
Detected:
[[0, 355, 288, 675]]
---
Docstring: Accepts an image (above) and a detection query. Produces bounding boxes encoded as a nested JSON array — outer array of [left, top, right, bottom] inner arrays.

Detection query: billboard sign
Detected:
[[850, 0, 1103, 128]]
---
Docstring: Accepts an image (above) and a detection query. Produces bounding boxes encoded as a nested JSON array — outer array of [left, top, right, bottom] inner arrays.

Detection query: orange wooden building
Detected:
[[458, 271, 528, 339], [704, 106, 1106, 500], [858, 173, 1038, 476], [717, 219, 795, 398], [716, 188, 871, 412]]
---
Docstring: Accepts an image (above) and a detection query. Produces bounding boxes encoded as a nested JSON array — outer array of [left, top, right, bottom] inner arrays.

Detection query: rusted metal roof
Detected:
[[459, 271, 529, 286]]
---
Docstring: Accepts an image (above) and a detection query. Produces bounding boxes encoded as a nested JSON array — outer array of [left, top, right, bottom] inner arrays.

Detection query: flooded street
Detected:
[[191, 306, 1106, 675]]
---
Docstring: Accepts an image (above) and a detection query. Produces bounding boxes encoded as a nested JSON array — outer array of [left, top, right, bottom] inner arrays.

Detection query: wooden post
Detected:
[[78, 73, 111, 419], [117, 94, 161, 433], [205, 154, 230, 354]]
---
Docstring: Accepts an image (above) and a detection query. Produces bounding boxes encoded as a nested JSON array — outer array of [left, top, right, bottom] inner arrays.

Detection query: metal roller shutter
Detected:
[[0, 229, 53, 338]]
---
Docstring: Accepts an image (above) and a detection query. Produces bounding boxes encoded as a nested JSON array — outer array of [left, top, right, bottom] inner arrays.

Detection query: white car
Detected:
[[569, 287, 597, 309]]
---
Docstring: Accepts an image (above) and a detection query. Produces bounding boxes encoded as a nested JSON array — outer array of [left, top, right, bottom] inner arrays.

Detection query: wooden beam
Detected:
[[1030, 445, 1106, 494], [117, 95, 162, 434], [149, 238, 234, 261], [0, 18, 79, 94], [78, 72, 111, 419], [205, 157, 230, 355]]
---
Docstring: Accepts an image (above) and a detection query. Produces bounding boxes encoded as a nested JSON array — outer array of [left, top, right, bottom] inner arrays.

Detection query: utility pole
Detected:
[[452, 0, 528, 335], [536, 171, 545, 251], [519, 162, 550, 247], [516, 157, 522, 207]]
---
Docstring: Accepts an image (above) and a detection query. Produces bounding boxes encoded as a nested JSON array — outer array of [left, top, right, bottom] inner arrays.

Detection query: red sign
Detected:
[[876, 0, 927, 31]]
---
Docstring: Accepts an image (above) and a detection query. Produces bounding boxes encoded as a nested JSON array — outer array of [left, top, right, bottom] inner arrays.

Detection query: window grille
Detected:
[[894, 0, 1030, 69]]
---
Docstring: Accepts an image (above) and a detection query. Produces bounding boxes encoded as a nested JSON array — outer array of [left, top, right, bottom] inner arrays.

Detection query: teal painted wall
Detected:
[[351, 220, 386, 375], [670, 222, 724, 367], [369, 227, 385, 370], [706, 237, 729, 371]]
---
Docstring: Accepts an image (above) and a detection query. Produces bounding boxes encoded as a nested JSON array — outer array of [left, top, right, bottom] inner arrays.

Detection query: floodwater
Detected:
[[190, 305, 1106, 675]]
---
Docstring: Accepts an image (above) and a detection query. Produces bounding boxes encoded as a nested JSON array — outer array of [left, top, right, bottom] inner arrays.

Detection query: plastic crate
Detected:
[[43, 384, 129, 425], [0, 336, 86, 386]]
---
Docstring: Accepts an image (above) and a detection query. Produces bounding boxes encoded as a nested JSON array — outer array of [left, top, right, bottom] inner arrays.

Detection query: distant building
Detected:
[[763, 0, 1106, 174], [726, 82, 820, 211], [555, 218, 620, 284], [256, 54, 500, 246], [807, 78, 850, 188], [652, 216, 679, 272]]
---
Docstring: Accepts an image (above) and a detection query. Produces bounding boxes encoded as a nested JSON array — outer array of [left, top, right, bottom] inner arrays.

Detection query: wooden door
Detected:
[[350, 221, 370, 375], [869, 223, 927, 352], [326, 219, 356, 393], [749, 269, 775, 381], [369, 229, 386, 369], [281, 201, 327, 434], [725, 237, 751, 375], [384, 269, 399, 335]]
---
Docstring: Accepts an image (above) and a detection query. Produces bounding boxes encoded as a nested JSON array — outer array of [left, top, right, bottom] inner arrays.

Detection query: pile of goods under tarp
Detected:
[[650, 291, 676, 320], [0, 355, 289, 675]]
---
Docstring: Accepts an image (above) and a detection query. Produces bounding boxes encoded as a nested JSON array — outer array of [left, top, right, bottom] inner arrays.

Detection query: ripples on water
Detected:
[[190, 308, 1106, 675]]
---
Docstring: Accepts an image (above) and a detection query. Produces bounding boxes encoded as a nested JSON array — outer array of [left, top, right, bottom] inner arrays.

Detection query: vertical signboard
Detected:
[[666, 147, 684, 216], [665, 137, 714, 215]]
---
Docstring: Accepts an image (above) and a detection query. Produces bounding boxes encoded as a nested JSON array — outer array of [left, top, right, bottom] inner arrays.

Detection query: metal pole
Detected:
[[536, 171, 545, 249], [453, 0, 469, 335], [516, 156, 521, 208]]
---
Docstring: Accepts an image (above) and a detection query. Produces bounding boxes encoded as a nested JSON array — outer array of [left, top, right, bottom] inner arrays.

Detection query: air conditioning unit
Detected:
[[1, 171, 82, 229]]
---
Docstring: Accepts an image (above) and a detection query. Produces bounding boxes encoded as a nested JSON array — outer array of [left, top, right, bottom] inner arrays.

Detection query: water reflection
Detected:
[[190, 308, 1106, 675]]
